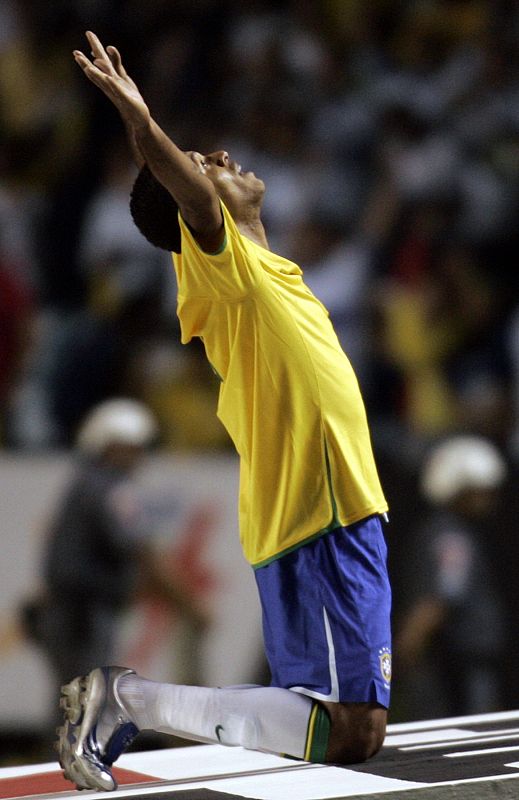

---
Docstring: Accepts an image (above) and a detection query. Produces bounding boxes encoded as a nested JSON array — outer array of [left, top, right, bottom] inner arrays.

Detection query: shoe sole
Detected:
[[56, 671, 117, 792]]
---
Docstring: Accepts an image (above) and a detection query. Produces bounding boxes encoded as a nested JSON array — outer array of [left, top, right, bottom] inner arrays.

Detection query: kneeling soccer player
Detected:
[[57, 32, 392, 791]]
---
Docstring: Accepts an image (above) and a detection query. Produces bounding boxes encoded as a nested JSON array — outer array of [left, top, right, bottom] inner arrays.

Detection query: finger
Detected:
[[86, 30, 106, 58], [73, 50, 94, 70], [73, 51, 115, 91], [106, 45, 128, 78], [74, 49, 104, 76], [85, 30, 116, 74], [85, 30, 105, 59]]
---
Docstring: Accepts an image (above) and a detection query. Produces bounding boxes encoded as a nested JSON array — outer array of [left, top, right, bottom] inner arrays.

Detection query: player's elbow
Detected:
[[180, 193, 222, 235], [182, 203, 225, 253]]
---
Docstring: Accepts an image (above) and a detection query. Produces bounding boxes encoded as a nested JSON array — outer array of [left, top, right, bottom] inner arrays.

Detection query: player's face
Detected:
[[187, 150, 265, 213]]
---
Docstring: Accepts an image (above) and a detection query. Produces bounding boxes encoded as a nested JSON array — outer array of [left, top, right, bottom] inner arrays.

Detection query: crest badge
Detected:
[[379, 647, 392, 687]]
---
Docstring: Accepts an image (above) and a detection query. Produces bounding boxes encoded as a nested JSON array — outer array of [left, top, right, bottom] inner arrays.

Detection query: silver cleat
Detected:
[[56, 666, 139, 791]]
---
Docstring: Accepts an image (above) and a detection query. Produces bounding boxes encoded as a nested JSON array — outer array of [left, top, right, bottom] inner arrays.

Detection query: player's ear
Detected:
[[130, 165, 181, 253]]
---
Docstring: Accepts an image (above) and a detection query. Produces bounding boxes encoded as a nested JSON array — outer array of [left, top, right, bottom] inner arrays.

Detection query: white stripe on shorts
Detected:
[[289, 606, 340, 702]]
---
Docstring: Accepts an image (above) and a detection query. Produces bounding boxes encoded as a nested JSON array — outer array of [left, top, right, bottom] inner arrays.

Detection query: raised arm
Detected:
[[74, 32, 223, 248]]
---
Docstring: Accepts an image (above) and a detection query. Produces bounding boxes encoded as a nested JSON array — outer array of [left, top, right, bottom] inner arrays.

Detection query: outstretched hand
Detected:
[[73, 31, 150, 131]]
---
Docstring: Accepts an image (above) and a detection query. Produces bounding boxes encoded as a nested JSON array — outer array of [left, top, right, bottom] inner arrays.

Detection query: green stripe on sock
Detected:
[[307, 703, 331, 763]]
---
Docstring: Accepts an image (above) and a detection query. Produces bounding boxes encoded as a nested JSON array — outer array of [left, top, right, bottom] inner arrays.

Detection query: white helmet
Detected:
[[76, 398, 157, 455], [421, 435, 506, 504]]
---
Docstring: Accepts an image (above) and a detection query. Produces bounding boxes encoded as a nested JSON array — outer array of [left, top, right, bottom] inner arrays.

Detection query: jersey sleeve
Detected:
[[174, 202, 264, 301]]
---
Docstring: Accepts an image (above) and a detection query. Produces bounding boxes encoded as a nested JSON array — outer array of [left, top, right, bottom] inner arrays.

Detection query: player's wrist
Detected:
[[129, 108, 151, 135]]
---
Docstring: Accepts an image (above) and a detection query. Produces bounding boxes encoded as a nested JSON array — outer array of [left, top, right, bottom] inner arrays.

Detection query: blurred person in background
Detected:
[[21, 398, 209, 734], [395, 435, 507, 720]]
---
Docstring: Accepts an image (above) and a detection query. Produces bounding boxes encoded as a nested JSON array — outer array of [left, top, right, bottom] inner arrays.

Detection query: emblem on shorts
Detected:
[[379, 647, 392, 686]]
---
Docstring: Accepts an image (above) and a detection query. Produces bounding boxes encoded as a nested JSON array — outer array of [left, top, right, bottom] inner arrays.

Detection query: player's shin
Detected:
[[118, 676, 330, 761]]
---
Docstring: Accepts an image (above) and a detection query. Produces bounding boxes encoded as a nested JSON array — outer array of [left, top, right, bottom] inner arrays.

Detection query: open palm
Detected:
[[74, 31, 150, 130]]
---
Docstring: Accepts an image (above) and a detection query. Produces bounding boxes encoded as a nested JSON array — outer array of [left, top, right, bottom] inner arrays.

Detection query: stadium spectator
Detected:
[[22, 398, 208, 732], [395, 435, 508, 719]]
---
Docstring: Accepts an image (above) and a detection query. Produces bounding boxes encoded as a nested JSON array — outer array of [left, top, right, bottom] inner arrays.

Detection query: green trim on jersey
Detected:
[[324, 439, 341, 530], [252, 440, 341, 570], [252, 521, 339, 570], [204, 234, 227, 255]]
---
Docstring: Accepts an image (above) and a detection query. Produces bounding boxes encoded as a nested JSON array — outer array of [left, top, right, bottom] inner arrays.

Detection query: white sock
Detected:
[[118, 676, 314, 759]]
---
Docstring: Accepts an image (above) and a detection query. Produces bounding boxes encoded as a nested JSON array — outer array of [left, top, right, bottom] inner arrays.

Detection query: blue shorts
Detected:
[[254, 515, 392, 707]]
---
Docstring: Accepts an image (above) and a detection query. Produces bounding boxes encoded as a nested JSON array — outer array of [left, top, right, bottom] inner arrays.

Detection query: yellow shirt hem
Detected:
[[250, 504, 389, 570]]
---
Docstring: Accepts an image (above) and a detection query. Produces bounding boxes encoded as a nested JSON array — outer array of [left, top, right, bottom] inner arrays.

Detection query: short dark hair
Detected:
[[130, 165, 181, 253]]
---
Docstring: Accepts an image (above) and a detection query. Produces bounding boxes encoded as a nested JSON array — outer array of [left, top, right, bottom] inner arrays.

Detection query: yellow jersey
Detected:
[[172, 203, 388, 567]]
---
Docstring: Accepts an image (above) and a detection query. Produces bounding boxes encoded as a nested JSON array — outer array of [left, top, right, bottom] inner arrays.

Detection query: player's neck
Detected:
[[237, 210, 269, 250]]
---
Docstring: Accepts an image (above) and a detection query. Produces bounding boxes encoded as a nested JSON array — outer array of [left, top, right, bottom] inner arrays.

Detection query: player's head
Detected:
[[130, 154, 265, 253], [130, 164, 182, 252], [187, 150, 265, 218]]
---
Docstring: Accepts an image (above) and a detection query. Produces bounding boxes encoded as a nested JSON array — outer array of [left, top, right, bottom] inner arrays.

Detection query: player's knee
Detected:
[[331, 722, 384, 765], [324, 702, 386, 765]]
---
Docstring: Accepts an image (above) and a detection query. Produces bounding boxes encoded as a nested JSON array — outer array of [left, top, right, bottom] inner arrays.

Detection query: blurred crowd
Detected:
[[1, 0, 518, 456], [1, 0, 519, 723]]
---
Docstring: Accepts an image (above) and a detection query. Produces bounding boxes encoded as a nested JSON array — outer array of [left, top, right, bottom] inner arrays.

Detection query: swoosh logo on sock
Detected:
[[215, 724, 224, 743]]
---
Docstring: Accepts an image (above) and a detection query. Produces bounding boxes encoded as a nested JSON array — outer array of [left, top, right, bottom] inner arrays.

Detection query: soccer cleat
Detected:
[[56, 666, 139, 791]]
